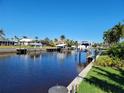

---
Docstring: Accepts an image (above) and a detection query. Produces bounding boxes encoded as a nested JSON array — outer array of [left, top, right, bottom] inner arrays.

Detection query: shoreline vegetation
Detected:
[[77, 21, 124, 93]]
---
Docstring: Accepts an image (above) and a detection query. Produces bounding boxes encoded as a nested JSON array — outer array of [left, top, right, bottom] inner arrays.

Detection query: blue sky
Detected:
[[0, 0, 124, 42]]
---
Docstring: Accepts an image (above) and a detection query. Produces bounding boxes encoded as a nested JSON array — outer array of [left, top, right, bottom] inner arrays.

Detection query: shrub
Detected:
[[107, 42, 124, 60], [95, 56, 124, 68], [112, 57, 124, 68], [101, 50, 108, 55], [95, 56, 113, 67]]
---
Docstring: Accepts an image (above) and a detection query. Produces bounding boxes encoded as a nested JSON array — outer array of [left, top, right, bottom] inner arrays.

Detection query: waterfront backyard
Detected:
[[78, 66, 124, 93], [0, 0, 124, 93]]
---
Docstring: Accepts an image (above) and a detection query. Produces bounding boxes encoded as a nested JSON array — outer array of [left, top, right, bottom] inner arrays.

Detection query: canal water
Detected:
[[0, 51, 88, 93]]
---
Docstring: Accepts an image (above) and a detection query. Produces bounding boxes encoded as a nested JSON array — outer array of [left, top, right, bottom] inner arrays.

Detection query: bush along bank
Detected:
[[95, 42, 124, 68], [95, 55, 124, 68]]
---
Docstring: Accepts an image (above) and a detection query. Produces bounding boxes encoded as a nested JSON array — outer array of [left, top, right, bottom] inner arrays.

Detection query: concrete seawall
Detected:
[[0, 48, 43, 54], [67, 51, 102, 93], [0, 48, 17, 53]]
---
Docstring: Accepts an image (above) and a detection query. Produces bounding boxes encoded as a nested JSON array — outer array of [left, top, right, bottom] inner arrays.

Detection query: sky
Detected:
[[0, 0, 124, 42]]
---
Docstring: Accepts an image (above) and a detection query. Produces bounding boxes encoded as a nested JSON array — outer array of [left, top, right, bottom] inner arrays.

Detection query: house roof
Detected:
[[20, 38, 33, 42], [30, 43, 42, 46], [56, 44, 66, 47]]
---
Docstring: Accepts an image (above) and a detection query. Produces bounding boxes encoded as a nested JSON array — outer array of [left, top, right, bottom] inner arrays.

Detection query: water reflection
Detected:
[[0, 51, 90, 93], [56, 51, 73, 62], [75, 50, 94, 73], [0, 53, 16, 60], [28, 52, 41, 60]]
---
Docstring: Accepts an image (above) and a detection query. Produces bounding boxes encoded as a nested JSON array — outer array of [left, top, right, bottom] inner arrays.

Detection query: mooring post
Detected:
[[48, 85, 68, 93]]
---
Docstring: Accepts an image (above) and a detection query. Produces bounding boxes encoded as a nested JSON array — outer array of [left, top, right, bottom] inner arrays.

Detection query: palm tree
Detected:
[[114, 23, 123, 39], [35, 36, 38, 42], [60, 35, 65, 41], [23, 36, 28, 38], [103, 30, 111, 45], [14, 36, 19, 40], [44, 37, 50, 43], [122, 25, 124, 38], [0, 29, 5, 39], [35, 36, 38, 40], [116, 23, 124, 39], [54, 38, 58, 42], [103, 23, 124, 46], [74, 41, 78, 47]]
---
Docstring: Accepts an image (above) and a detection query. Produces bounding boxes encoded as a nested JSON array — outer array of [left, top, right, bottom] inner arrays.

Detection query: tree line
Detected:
[[0, 30, 78, 47], [103, 22, 124, 46]]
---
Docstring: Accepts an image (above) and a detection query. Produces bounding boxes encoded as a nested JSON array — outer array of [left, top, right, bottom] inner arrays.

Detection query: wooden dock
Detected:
[[16, 48, 27, 54], [16, 48, 42, 54], [46, 48, 61, 52]]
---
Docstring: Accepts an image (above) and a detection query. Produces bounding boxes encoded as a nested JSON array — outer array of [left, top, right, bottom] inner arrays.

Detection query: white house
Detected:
[[56, 44, 67, 48], [30, 42, 42, 47], [20, 38, 33, 46]]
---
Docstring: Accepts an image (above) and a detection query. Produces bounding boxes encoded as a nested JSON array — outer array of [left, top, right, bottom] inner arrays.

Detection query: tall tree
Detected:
[[60, 35, 65, 41], [23, 36, 28, 38], [35, 36, 38, 40], [14, 36, 19, 40], [14, 36, 20, 45], [44, 37, 50, 43], [35, 36, 38, 42], [54, 38, 58, 42], [114, 23, 124, 40], [103, 30, 111, 45], [103, 22, 124, 46]]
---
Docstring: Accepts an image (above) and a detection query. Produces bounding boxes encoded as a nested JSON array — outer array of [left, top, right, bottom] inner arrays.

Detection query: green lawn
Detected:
[[0, 45, 56, 49], [0, 45, 35, 49], [78, 66, 124, 93]]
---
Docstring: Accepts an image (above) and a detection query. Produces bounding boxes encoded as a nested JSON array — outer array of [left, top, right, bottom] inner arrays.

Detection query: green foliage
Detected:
[[92, 43, 97, 47], [0, 29, 5, 38], [66, 39, 76, 47], [107, 42, 124, 60], [95, 56, 113, 67], [103, 22, 124, 46], [60, 35, 65, 40], [22, 36, 28, 38], [54, 38, 58, 42], [97, 42, 124, 68], [112, 57, 124, 68], [49, 40, 55, 47], [95, 55, 124, 68], [101, 50, 108, 55], [40, 38, 56, 47]]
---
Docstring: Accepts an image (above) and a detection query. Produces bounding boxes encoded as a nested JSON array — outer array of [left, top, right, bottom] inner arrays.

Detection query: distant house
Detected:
[[0, 38, 15, 46], [56, 44, 67, 48], [55, 39, 67, 48], [30, 42, 42, 47], [19, 38, 33, 46]]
